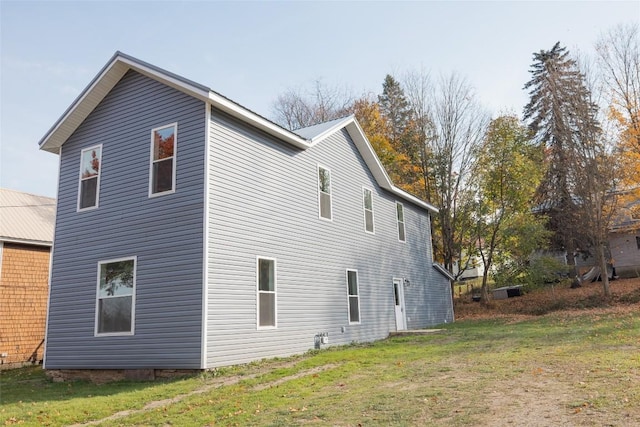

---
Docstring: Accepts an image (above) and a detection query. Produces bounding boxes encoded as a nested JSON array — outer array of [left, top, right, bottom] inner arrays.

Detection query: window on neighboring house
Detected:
[[150, 123, 177, 196], [78, 145, 102, 210], [318, 165, 332, 220], [257, 257, 276, 328], [396, 202, 406, 242], [96, 257, 136, 335], [347, 269, 360, 324], [363, 188, 374, 233]]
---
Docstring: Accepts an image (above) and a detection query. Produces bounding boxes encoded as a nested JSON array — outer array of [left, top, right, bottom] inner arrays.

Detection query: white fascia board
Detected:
[[207, 92, 311, 149], [433, 263, 455, 281], [39, 53, 211, 154], [39, 56, 129, 153], [343, 120, 439, 214], [306, 116, 355, 145], [391, 186, 439, 214], [0, 237, 53, 247], [119, 57, 211, 101], [39, 51, 310, 155], [344, 120, 394, 187]]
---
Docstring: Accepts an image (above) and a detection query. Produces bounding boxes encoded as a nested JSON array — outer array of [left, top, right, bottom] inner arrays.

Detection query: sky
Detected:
[[1, 1, 638, 199]]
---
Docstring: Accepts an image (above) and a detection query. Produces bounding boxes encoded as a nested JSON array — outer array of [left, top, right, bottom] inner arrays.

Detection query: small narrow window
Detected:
[[257, 257, 276, 328], [150, 123, 177, 196], [396, 202, 406, 242], [78, 145, 102, 210], [96, 257, 136, 335], [318, 165, 332, 220], [347, 269, 360, 324], [636, 236, 640, 250], [363, 188, 374, 233]]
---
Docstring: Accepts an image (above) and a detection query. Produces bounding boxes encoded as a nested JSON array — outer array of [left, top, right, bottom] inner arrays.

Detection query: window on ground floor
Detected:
[[347, 269, 360, 324], [96, 257, 136, 335], [257, 257, 276, 328]]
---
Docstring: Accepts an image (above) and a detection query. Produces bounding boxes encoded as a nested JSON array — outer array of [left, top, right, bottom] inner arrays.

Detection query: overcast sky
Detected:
[[1, 1, 638, 198]]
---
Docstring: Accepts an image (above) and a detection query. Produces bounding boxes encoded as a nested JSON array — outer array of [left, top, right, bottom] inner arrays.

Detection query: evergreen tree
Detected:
[[378, 75, 423, 166], [523, 42, 602, 287], [378, 74, 413, 145]]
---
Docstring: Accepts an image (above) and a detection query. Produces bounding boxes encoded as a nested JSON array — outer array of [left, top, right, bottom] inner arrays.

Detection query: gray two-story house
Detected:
[[39, 52, 454, 373]]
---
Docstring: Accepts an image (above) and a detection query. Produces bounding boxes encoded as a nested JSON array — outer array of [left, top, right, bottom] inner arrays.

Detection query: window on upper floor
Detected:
[[636, 236, 640, 250], [396, 202, 406, 242], [347, 269, 360, 324], [150, 123, 177, 196], [96, 257, 136, 336], [257, 257, 276, 328], [318, 165, 332, 220], [363, 187, 375, 233], [78, 145, 102, 211]]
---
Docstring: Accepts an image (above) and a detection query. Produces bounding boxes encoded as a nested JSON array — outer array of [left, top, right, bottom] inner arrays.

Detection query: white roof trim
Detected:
[[39, 52, 309, 153], [207, 92, 310, 149], [38, 51, 438, 212], [433, 263, 455, 281], [344, 119, 438, 214], [306, 116, 355, 144], [0, 237, 52, 247]]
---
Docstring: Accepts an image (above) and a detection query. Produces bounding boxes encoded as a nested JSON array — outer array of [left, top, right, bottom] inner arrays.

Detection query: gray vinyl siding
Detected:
[[45, 70, 206, 369], [206, 110, 453, 368], [607, 232, 640, 277]]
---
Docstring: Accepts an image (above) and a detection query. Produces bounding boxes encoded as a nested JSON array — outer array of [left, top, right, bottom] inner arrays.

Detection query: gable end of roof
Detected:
[[38, 52, 438, 213]]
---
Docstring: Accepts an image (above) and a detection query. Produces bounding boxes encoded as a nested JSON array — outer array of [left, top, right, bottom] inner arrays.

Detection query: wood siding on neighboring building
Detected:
[[44, 70, 206, 369], [206, 110, 453, 368], [0, 243, 49, 367]]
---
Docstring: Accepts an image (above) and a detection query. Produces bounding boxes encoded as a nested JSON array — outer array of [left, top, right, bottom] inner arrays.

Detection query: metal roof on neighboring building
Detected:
[[0, 188, 55, 246]]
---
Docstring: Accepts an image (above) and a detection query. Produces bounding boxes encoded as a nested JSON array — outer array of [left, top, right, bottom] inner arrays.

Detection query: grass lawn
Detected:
[[2, 282, 639, 426]]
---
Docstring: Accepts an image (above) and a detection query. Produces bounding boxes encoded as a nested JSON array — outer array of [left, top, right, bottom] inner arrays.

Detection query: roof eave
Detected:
[[433, 263, 455, 281], [36, 51, 439, 215], [39, 51, 310, 154], [343, 120, 439, 214], [207, 92, 310, 149], [1, 237, 53, 247], [36, 53, 213, 154]]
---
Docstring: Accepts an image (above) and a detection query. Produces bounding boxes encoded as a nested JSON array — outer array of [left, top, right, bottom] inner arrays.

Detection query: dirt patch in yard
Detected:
[[475, 371, 627, 427]]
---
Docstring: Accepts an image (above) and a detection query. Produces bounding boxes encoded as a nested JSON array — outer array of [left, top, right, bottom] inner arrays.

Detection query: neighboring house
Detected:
[[0, 188, 55, 368], [608, 190, 640, 278], [452, 254, 485, 280], [38, 52, 454, 375], [574, 190, 640, 278]]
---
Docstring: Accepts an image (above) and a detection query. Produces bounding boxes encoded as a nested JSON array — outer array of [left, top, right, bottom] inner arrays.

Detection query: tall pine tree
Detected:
[[523, 42, 602, 287]]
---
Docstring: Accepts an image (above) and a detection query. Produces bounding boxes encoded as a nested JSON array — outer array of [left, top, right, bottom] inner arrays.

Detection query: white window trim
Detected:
[[317, 164, 333, 221], [256, 256, 277, 330], [77, 144, 103, 212], [94, 256, 137, 337], [346, 269, 361, 325], [396, 201, 406, 243], [363, 186, 375, 234], [148, 122, 178, 198]]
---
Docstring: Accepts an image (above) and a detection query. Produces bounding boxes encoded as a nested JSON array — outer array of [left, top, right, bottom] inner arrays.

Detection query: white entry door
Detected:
[[393, 278, 407, 331]]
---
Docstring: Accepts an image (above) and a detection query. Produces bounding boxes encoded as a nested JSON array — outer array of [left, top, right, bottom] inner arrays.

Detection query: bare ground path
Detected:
[[69, 363, 341, 427]]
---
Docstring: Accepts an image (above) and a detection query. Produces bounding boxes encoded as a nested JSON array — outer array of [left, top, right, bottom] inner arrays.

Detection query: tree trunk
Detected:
[[566, 241, 581, 288], [596, 242, 612, 297], [480, 269, 491, 304]]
